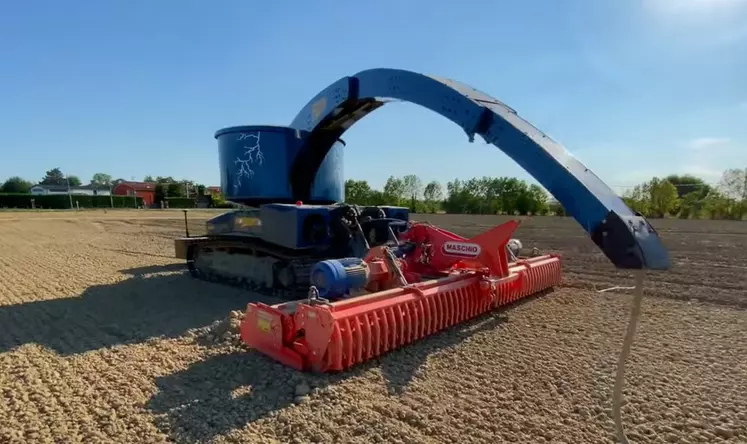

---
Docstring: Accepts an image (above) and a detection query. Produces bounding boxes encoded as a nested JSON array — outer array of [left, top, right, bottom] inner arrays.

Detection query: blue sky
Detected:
[[1, 0, 745, 195]]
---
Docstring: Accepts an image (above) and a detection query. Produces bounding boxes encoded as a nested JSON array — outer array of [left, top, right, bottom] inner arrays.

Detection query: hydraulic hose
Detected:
[[612, 270, 645, 444]]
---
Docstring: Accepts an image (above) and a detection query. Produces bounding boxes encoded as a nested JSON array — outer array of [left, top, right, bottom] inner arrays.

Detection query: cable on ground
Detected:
[[612, 270, 645, 444]]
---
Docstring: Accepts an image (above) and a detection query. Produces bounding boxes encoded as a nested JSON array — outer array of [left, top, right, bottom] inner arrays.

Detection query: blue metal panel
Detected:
[[215, 125, 344, 205], [288, 69, 670, 270], [310, 139, 345, 202], [260, 203, 332, 249], [290, 77, 354, 130]]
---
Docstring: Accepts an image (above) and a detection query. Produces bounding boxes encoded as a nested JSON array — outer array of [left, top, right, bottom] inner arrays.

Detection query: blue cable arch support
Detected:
[[288, 68, 670, 270]]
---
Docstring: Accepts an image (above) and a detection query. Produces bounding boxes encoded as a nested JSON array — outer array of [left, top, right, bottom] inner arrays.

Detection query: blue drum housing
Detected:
[[215, 125, 344, 206]]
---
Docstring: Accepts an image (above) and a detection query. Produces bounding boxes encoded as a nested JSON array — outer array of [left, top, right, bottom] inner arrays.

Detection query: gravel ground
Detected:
[[0, 210, 745, 444]]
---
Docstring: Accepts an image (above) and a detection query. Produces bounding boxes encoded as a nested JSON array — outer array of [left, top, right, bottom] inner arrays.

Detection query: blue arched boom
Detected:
[[288, 68, 670, 271]]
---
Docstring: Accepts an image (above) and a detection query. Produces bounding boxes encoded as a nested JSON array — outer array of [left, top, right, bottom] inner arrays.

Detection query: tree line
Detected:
[[346, 175, 557, 215], [0, 168, 207, 202], [4, 167, 745, 220], [621, 169, 746, 220], [350, 168, 747, 221]]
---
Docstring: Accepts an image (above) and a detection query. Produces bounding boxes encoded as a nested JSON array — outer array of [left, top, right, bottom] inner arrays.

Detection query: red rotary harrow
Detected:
[[239, 219, 561, 372]]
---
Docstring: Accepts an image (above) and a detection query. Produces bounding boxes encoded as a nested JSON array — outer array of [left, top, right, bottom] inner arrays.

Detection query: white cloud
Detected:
[[646, 0, 747, 16], [686, 137, 732, 150], [606, 163, 723, 192], [593, 144, 732, 189], [606, 168, 662, 186], [644, 0, 747, 48], [678, 165, 724, 182], [678, 138, 745, 183]]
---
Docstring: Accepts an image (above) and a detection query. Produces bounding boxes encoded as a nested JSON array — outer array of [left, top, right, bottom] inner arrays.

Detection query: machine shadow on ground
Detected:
[[144, 294, 553, 443], [0, 266, 277, 355], [120, 263, 189, 276]]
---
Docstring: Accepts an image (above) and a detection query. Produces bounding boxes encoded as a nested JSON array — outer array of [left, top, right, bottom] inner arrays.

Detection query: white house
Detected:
[[29, 184, 111, 196]]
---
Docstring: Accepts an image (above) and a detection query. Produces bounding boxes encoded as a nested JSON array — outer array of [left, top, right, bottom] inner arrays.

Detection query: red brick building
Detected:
[[112, 181, 156, 206]]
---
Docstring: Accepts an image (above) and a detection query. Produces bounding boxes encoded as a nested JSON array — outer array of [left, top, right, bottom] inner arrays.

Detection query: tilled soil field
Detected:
[[0, 210, 745, 444]]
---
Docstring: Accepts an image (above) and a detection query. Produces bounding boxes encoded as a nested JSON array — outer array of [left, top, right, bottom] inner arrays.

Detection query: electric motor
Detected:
[[310, 258, 370, 299]]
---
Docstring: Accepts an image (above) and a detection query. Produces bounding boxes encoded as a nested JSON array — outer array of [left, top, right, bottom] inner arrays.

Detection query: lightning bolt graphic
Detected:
[[233, 132, 265, 192]]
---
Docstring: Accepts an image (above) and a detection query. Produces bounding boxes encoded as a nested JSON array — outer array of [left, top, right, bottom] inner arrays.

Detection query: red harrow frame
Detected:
[[240, 220, 562, 372]]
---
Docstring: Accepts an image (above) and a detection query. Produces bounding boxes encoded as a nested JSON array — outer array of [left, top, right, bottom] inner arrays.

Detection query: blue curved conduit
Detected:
[[287, 68, 670, 271]]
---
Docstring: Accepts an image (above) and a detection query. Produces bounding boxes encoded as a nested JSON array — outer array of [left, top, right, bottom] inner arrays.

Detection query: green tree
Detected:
[[549, 200, 566, 216], [1, 177, 33, 193], [180, 180, 198, 197], [702, 191, 734, 220], [623, 178, 679, 218], [150, 176, 182, 201], [422, 181, 443, 213], [619, 169, 747, 220], [345, 179, 373, 205], [167, 182, 185, 197], [382, 176, 405, 206], [443, 179, 473, 213], [40, 168, 66, 186], [499, 177, 527, 215], [526, 184, 549, 215], [718, 168, 746, 201], [67, 175, 82, 187], [367, 190, 387, 206], [90, 173, 112, 187], [708, 168, 747, 220], [482, 177, 503, 214], [155, 176, 176, 184], [441, 176, 546, 215], [515, 184, 535, 215], [678, 191, 704, 219], [402, 174, 423, 211], [459, 178, 481, 213], [155, 184, 167, 204], [648, 178, 679, 218], [623, 183, 651, 216], [622, 184, 650, 216], [664, 174, 711, 199]]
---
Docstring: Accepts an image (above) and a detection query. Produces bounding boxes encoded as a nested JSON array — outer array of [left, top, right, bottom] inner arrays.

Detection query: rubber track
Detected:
[[186, 238, 320, 301]]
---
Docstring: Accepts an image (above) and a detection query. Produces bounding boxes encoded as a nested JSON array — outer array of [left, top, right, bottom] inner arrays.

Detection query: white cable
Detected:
[[598, 286, 635, 293], [612, 270, 645, 444]]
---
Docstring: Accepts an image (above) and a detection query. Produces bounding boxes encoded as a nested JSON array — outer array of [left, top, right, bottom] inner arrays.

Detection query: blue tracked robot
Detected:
[[174, 68, 670, 300]]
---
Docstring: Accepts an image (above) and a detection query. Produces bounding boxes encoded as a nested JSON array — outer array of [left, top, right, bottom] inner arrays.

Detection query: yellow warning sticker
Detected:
[[257, 318, 271, 333], [235, 217, 260, 229], [311, 97, 327, 122]]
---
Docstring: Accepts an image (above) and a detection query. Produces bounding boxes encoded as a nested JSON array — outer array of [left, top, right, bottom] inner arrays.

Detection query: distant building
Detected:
[[112, 181, 156, 206], [30, 184, 111, 196], [205, 186, 221, 196]]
